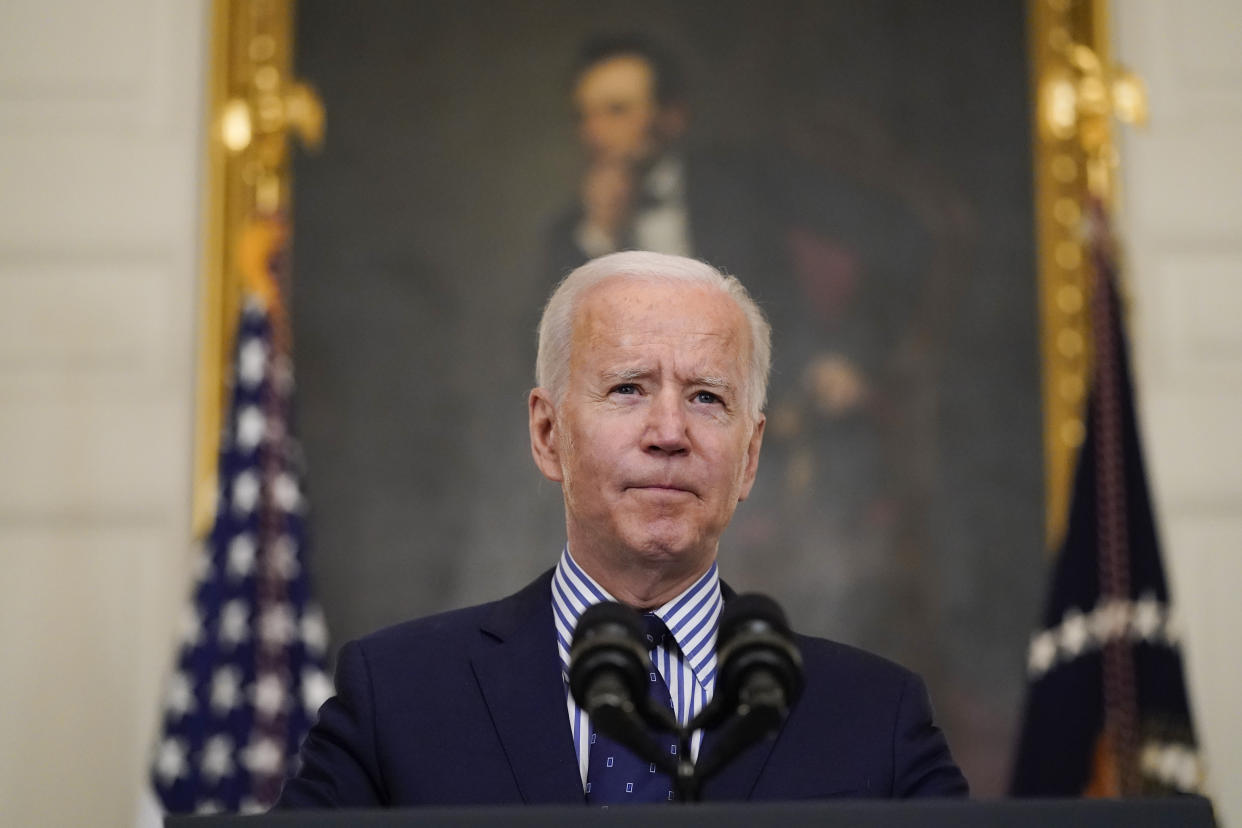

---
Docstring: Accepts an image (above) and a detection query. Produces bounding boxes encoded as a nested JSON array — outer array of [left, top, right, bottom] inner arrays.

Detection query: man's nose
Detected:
[[644, 392, 690, 456]]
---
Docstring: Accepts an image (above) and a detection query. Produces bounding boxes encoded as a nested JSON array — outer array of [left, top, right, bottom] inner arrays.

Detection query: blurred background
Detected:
[[0, 0, 1238, 825]]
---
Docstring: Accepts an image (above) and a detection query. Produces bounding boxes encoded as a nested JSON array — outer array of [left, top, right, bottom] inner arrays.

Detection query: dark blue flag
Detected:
[[1010, 202, 1201, 796]]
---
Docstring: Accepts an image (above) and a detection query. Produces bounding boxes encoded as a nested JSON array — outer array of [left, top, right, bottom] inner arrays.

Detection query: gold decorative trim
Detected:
[[1029, 0, 1147, 549], [192, 0, 322, 536]]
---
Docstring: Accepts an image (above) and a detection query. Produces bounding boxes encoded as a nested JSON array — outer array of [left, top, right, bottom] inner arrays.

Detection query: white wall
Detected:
[[0, 1, 206, 825], [1114, 2, 1242, 825]]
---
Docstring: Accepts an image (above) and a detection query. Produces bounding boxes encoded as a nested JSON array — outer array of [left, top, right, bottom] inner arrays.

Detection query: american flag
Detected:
[[150, 290, 332, 814]]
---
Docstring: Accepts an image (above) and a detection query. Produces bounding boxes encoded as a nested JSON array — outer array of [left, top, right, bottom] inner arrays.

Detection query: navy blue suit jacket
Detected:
[[276, 570, 967, 807]]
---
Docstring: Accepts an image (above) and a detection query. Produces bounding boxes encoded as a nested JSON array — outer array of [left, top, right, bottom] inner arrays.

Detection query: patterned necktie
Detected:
[[585, 612, 679, 804]]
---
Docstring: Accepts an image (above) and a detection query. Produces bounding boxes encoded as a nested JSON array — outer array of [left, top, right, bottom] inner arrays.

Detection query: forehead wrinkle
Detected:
[[693, 375, 732, 391], [601, 366, 653, 383]]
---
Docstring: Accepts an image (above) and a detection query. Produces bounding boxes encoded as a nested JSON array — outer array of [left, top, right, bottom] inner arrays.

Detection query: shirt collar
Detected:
[[551, 546, 722, 680]]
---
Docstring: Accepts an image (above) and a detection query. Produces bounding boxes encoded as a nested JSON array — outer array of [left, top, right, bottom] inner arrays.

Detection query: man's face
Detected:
[[573, 55, 665, 164], [531, 278, 765, 577]]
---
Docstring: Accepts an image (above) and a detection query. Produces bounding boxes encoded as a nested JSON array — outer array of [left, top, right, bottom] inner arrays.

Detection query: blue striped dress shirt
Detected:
[[551, 547, 722, 788]]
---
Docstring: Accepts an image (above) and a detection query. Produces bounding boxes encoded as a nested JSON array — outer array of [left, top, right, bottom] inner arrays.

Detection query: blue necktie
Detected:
[[585, 613, 679, 804]]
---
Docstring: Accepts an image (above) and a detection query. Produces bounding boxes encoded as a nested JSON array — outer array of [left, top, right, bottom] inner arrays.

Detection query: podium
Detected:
[[169, 798, 1216, 827]]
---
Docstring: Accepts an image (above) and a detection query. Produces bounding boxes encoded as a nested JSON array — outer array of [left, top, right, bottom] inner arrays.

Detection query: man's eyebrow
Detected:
[[599, 367, 656, 385], [599, 368, 736, 394], [692, 375, 732, 391]]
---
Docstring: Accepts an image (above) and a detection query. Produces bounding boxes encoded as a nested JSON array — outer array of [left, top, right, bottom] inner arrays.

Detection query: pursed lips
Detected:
[[626, 482, 697, 497]]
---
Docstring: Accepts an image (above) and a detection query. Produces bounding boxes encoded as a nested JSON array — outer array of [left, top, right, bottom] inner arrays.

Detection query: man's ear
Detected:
[[736, 414, 765, 502], [529, 387, 564, 483]]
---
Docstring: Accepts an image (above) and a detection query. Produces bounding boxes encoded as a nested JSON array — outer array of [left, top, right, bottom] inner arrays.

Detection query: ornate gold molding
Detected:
[[193, 0, 322, 536], [1028, 0, 1146, 549]]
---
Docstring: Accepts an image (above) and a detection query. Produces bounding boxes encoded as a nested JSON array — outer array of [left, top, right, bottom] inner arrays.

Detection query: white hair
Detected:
[[535, 251, 771, 418]]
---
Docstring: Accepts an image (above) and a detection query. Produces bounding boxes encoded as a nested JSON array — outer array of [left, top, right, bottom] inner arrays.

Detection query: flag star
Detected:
[[237, 338, 268, 389], [165, 671, 196, 718], [235, 406, 266, 452], [1027, 630, 1058, 676], [301, 606, 328, 655], [227, 534, 257, 580], [270, 535, 301, 579], [1158, 745, 1186, 787], [194, 800, 225, 815], [1090, 598, 1130, 643], [1131, 592, 1164, 641], [241, 737, 284, 777], [218, 599, 249, 647], [1173, 747, 1202, 791], [199, 734, 234, 785], [259, 604, 296, 648], [302, 667, 334, 716], [232, 471, 260, 515], [210, 665, 243, 714], [155, 737, 189, 785], [252, 671, 287, 719], [273, 472, 302, 513], [1059, 607, 1090, 656]]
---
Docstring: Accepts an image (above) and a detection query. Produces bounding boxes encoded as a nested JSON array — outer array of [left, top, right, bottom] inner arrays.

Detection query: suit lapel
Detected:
[[696, 716, 780, 800], [470, 571, 583, 804]]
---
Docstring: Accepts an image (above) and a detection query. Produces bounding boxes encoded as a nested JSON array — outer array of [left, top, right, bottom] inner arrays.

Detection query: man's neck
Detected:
[[566, 543, 715, 610]]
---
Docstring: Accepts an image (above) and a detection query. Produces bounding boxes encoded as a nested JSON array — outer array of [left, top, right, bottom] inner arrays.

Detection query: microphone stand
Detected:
[[674, 728, 699, 802], [606, 689, 782, 803]]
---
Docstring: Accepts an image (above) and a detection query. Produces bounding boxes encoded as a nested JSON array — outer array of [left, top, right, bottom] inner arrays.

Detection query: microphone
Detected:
[[568, 602, 679, 775], [690, 594, 804, 784], [714, 593, 804, 720]]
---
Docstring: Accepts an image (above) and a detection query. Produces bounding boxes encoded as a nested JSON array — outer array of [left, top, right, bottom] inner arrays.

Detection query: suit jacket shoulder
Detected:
[[735, 633, 968, 799], [276, 570, 584, 809]]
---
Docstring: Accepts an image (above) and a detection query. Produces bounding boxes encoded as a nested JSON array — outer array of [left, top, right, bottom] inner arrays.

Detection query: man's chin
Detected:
[[616, 526, 709, 568]]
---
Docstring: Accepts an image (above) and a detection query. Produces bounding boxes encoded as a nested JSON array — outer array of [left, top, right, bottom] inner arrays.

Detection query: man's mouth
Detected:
[[628, 483, 695, 495]]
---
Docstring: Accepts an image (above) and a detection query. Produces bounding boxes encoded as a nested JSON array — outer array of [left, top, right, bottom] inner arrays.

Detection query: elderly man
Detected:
[[276, 251, 967, 807]]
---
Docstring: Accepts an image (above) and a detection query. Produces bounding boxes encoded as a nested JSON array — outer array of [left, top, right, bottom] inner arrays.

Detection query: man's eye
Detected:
[[612, 383, 639, 395], [694, 390, 722, 405]]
